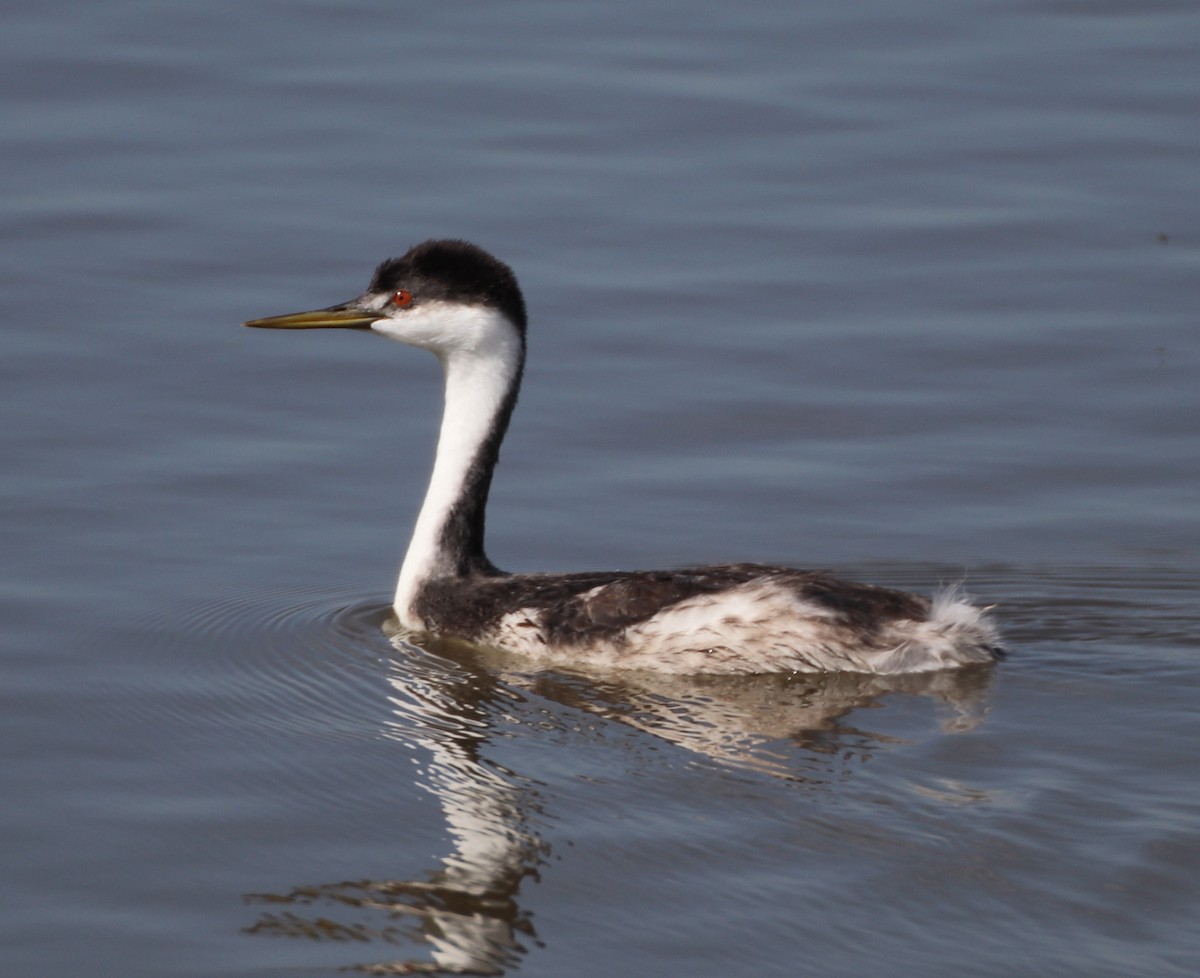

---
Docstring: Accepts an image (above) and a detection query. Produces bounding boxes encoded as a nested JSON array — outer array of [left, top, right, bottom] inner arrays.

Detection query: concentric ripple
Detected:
[[124, 581, 399, 743]]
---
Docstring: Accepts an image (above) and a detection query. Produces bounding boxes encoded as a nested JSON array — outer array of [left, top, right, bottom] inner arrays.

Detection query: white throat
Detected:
[[386, 305, 523, 626]]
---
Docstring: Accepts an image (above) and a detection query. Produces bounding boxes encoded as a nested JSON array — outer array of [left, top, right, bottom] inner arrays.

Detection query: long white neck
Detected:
[[392, 310, 523, 626]]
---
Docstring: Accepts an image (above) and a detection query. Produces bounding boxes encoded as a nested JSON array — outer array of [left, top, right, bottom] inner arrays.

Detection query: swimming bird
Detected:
[[244, 240, 1000, 674]]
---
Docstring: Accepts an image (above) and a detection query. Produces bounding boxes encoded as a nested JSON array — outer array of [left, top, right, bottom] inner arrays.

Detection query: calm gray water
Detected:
[[3, 1, 1198, 975]]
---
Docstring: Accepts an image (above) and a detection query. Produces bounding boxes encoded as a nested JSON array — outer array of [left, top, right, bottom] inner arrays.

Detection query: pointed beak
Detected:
[[243, 301, 379, 330]]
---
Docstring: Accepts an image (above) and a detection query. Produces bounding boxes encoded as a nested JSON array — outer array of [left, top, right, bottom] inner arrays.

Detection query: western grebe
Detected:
[[245, 239, 1000, 674]]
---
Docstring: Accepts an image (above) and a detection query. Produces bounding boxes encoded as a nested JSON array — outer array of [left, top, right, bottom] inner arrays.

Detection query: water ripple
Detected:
[[125, 582, 396, 744]]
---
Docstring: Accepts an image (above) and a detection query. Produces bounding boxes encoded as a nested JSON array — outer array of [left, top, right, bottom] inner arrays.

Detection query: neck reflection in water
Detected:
[[242, 630, 995, 975]]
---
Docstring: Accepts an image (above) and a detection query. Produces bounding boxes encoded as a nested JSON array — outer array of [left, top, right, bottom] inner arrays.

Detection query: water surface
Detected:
[[2, 1, 1197, 975]]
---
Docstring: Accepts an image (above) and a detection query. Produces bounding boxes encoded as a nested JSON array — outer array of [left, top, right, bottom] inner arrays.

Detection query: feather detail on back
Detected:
[[405, 566, 1000, 675]]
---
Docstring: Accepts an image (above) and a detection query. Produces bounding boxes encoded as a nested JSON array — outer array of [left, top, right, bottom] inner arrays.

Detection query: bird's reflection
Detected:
[[516, 663, 993, 782], [244, 640, 544, 975], [243, 627, 995, 974]]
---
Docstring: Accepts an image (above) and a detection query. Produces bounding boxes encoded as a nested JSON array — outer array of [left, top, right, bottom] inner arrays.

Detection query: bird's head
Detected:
[[244, 239, 527, 360]]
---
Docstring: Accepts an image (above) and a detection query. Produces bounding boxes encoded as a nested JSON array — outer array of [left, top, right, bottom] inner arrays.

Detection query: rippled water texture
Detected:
[[3, 1, 1198, 976]]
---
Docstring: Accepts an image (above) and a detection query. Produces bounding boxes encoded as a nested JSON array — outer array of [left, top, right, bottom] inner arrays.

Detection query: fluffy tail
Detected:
[[926, 581, 1003, 663]]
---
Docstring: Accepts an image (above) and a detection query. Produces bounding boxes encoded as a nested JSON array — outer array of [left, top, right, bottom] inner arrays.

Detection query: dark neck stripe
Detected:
[[435, 351, 524, 578]]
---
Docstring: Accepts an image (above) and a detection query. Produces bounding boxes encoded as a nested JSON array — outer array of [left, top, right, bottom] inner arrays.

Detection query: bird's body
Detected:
[[405, 565, 994, 674], [245, 240, 1000, 674]]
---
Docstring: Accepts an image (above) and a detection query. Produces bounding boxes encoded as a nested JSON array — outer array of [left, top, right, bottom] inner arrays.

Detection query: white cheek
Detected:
[[371, 302, 515, 358]]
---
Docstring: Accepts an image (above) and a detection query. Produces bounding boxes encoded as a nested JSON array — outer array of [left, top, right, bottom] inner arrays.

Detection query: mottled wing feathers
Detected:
[[417, 563, 933, 648], [791, 573, 931, 631], [543, 570, 740, 638]]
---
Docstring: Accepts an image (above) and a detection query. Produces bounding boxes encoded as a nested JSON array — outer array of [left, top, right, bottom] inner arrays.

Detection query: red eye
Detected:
[[391, 290, 413, 307]]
